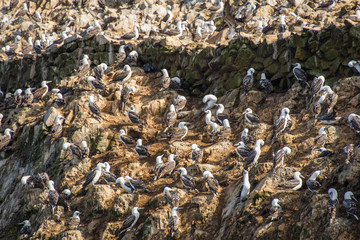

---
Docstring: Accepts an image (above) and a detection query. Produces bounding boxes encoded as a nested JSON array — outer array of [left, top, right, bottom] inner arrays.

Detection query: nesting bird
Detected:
[[135, 139, 151, 160], [309, 76, 325, 103], [241, 128, 253, 145], [177, 167, 198, 192], [125, 176, 149, 192], [116, 177, 134, 194], [169, 122, 189, 142], [87, 76, 108, 94], [215, 119, 231, 141], [63, 142, 87, 160], [277, 171, 304, 190], [271, 108, 291, 143], [235, 141, 251, 160], [306, 170, 322, 194], [191, 144, 203, 163], [273, 146, 291, 172], [111, 65, 132, 83], [269, 199, 282, 221], [259, 73, 273, 95], [122, 24, 140, 40], [239, 169, 250, 205], [103, 162, 117, 184], [54, 93, 66, 108], [119, 129, 136, 147], [171, 95, 187, 112], [48, 180, 59, 214], [203, 170, 219, 195], [348, 113, 360, 134], [154, 154, 164, 180], [68, 211, 81, 230], [57, 189, 72, 212], [169, 207, 181, 236], [21, 172, 49, 190], [33, 81, 52, 99], [93, 63, 107, 80], [214, 104, 229, 124], [82, 163, 105, 190], [156, 154, 177, 180], [0, 128, 14, 151], [319, 86, 338, 113], [163, 187, 179, 207], [312, 127, 328, 151], [128, 106, 144, 126], [164, 104, 177, 133], [49, 116, 65, 142], [120, 86, 136, 112]]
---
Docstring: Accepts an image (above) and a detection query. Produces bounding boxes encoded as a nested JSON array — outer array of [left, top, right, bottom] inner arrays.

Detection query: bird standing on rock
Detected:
[[306, 170, 322, 194], [88, 96, 102, 121], [245, 139, 264, 169], [243, 68, 255, 96], [117, 207, 143, 237], [202, 94, 217, 111], [292, 63, 310, 87], [343, 191, 358, 220], [111, 65, 132, 83], [135, 139, 151, 160], [128, 106, 144, 126], [156, 154, 177, 180], [327, 188, 338, 225], [203, 170, 219, 195], [269, 198, 282, 221], [243, 108, 261, 125]]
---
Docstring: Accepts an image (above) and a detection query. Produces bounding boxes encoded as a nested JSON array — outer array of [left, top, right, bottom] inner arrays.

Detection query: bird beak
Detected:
[[183, 122, 190, 125], [138, 207, 144, 210], [177, 207, 183, 210], [174, 154, 179, 157], [352, 196, 357, 202], [300, 174, 305, 179], [278, 201, 283, 203], [31, 88, 36, 91], [46, 81, 52, 84], [234, 143, 240, 147], [9, 130, 14, 132]]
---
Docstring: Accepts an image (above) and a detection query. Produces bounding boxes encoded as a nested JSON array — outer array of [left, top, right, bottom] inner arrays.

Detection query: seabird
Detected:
[[160, 69, 171, 91], [22, 87, 34, 106], [120, 86, 136, 112], [169, 77, 181, 90], [245, 139, 265, 169], [306, 170, 322, 194], [126, 50, 138, 66], [88, 96, 102, 121], [82, 163, 105, 190], [93, 63, 107, 80], [343, 191, 358, 220], [0, 114, 3, 127], [312, 127, 328, 151], [169, 207, 181, 236], [13, 89, 23, 107], [278, 16, 287, 33], [309, 76, 325, 103], [348, 113, 360, 134], [156, 154, 177, 180], [0, 128, 14, 151], [49, 115, 65, 142], [317, 0, 336, 9], [119, 129, 136, 147], [344, 144, 358, 164], [273, 146, 291, 172], [162, 5, 173, 24], [348, 60, 360, 74], [54, 93, 66, 108], [204, 110, 213, 126], [215, 119, 232, 141], [210, 122, 219, 136], [327, 188, 338, 225], [169, 122, 189, 142], [259, 73, 273, 95], [116, 45, 127, 65], [171, 95, 187, 112], [269, 199, 282, 221], [239, 169, 250, 205], [320, 86, 338, 113], [19, 220, 31, 236], [209, 0, 224, 13], [68, 211, 81, 230], [191, 144, 203, 163], [128, 106, 143, 126], [164, 20, 184, 37], [57, 189, 71, 212], [203, 170, 219, 195], [316, 147, 334, 158], [202, 94, 217, 111], [164, 104, 177, 133], [234, 141, 251, 160], [63, 142, 86, 160], [292, 63, 310, 87], [243, 108, 261, 125], [177, 167, 198, 192], [33, 81, 52, 99], [77, 55, 91, 76], [125, 176, 149, 192], [116, 177, 134, 193], [135, 139, 151, 160], [154, 154, 164, 180], [103, 162, 117, 184], [80, 140, 90, 158], [82, 20, 101, 39], [117, 207, 143, 236], [21, 172, 49, 189], [243, 68, 255, 96], [319, 112, 342, 125], [271, 108, 291, 142], [312, 91, 326, 118], [122, 24, 140, 40], [235, 3, 256, 22], [111, 65, 132, 83], [241, 128, 253, 145], [215, 104, 229, 124], [4, 93, 14, 109], [87, 76, 109, 94], [48, 180, 59, 214], [163, 187, 179, 207], [277, 171, 304, 190]]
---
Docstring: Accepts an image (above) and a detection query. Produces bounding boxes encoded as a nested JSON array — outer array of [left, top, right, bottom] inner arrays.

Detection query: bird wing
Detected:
[[165, 190, 179, 207], [236, 146, 251, 158], [313, 133, 327, 149], [273, 149, 285, 168], [278, 179, 300, 189], [119, 214, 136, 232], [33, 87, 47, 99], [93, 66, 104, 80], [272, 117, 286, 138], [207, 177, 219, 193], [294, 68, 307, 82], [0, 134, 10, 150], [166, 111, 177, 127], [131, 178, 147, 190], [136, 145, 150, 157], [306, 179, 321, 191], [247, 113, 261, 123], [245, 149, 256, 166], [159, 161, 175, 178], [216, 126, 231, 138], [121, 32, 135, 39], [89, 102, 102, 117], [57, 192, 70, 212], [192, 149, 204, 163], [170, 128, 186, 142], [49, 190, 59, 206], [83, 170, 95, 188], [350, 115, 360, 131], [128, 111, 142, 125], [70, 143, 83, 159], [181, 174, 196, 189], [103, 171, 117, 183], [311, 77, 324, 96], [111, 70, 130, 83]]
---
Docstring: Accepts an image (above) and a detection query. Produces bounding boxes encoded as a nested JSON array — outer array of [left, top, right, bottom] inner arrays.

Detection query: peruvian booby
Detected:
[[269, 199, 282, 221], [13, 89, 23, 107], [343, 191, 358, 220], [169, 122, 189, 142], [312, 91, 326, 118], [77, 55, 91, 76], [125, 176, 149, 192], [48, 180, 59, 214], [19, 220, 31, 236], [0, 128, 14, 151], [63, 142, 86, 160], [116, 45, 127, 65], [215, 119, 231, 141], [344, 144, 358, 164], [203, 170, 219, 195], [0, 114, 3, 127], [111, 65, 132, 83], [50, 115, 65, 142], [88, 96, 102, 121], [156, 154, 177, 180], [209, 0, 224, 13], [271, 108, 291, 143], [177, 167, 198, 192], [243, 108, 261, 124], [126, 50, 138, 66], [312, 127, 328, 151], [164, 104, 177, 133], [135, 139, 151, 160], [82, 20, 101, 39], [81, 140, 90, 158], [292, 63, 310, 87], [169, 207, 181, 236], [235, 141, 251, 160], [278, 16, 287, 33], [273, 146, 291, 172], [171, 95, 187, 112], [241, 128, 253, 145], [122, 24, 140, 40], [327, 188, 338, 225], [316, 147, 334, 158], [117, 207, 143, 236], [164, 20, 184, 37], [154, 154, 164, 180], [103, 162, 117, 184], [163, 187, 179, 207], [119, 129, 136, 147], [21, 172, 49, 189], [57, 189, 71, 212], [259, 73, 273, 95], [243, 68, 255, 96], [93, 63, 107, 80], [277, 171, 304, 190], [120, 86, 136, 112], [128, 106, 143, 126], [317, 0, 337, 9], [239, 169, 250, 205], [202, 94, 217, 111], [306, 170, 322, 194], [310, 76, 325, 103], [68, 211, 80, 230], [4, 93, 14, 108], [319, 112, 342, 125], [215, 104, 229, 124], [320, 86, 338, 113], [116, 177, 133, 193], [160, 69, 171, 91], [82, 163, 105, 190], [191, 144, 203, 163], [162, 5, 173, 24], [33, 81, 52, 99], [204, 110, 214, 126], [245, 139, 265, 169], [22, 87, 34, 106], [87, 76, 109, 94], [235, 3, 256, 22], [348, 113, 360, 134]]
